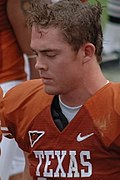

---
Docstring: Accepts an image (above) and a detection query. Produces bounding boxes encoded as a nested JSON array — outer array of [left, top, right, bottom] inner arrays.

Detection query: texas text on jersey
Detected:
[[1, 80, 120, 179]]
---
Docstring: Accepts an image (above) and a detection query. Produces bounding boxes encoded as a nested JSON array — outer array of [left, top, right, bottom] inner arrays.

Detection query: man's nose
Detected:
[[35, 56, 48, 71]]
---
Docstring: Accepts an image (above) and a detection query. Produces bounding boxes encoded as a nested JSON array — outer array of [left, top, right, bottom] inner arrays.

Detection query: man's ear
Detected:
[[80, 43, 96, 64]]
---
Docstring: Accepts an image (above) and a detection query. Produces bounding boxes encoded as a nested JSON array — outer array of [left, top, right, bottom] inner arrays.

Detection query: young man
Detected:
[[1, 0, 120, 179]]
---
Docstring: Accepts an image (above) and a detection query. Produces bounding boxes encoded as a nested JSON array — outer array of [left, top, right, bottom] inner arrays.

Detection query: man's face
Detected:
[[31, 26, 84, 95]]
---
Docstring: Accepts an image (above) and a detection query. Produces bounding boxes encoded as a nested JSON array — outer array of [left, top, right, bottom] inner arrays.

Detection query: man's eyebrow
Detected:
[[40, 49, 58, 53], [31, 48, 59, 53]]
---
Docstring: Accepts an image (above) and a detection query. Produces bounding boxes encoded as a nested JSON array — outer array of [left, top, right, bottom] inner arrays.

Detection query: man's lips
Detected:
[[41, 77, 52, 84]]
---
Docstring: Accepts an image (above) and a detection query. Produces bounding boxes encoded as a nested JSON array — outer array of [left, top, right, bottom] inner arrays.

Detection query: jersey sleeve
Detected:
[[86, 82, 120, 148], [0, 87, 14, 139], [1, 105, 14, 139], [0, 79, 47, 152]]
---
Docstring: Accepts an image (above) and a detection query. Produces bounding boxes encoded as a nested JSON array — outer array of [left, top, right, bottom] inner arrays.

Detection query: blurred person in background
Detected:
[[103, 0, 120, 62], [0, 0, 39, 180]]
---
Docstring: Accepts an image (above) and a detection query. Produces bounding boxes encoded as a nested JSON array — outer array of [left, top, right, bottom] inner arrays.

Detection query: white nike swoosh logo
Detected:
[[77, 132, 94, 142]]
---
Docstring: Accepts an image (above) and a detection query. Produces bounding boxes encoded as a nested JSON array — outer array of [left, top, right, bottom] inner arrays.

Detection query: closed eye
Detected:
[[31, 48, 58, 58], [45, 52, 57, 58]]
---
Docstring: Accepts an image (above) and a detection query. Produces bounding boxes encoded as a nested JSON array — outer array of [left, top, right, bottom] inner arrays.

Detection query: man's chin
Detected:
[[44, 87, 58, 95]]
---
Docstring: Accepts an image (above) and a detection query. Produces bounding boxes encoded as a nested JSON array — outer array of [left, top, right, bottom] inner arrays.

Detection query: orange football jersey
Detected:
[[1, 80, 120, 179], [0, 0, 26, 83]]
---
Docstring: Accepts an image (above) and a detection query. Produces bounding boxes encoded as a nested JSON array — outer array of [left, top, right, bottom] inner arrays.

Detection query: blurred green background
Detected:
[[89, 0, 108, 28]]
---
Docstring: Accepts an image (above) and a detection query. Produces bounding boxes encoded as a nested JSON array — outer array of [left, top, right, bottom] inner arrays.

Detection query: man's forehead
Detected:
[[32, 26, 48, 38], [31, 26, 66, 50], [32, 25, 62, 39]]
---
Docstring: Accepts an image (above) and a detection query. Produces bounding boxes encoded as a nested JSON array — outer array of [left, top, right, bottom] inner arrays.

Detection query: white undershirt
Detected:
[[59, 80, 109, 123], [59, 96, 82, 122]]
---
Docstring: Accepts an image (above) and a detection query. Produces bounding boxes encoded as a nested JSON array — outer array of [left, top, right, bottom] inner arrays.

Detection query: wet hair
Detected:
[[27, 0, 103, 62]]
